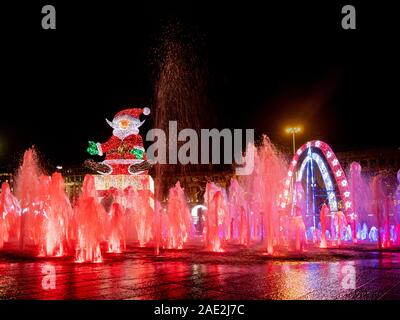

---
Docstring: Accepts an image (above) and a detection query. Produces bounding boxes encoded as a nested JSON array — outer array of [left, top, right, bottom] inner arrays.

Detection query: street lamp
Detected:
[[286, 126, 302, 155]]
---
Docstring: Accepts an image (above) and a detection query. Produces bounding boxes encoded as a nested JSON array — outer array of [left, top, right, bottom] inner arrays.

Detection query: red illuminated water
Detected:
[[1, 145, 399, 263], [240, 137, 287, 254], [0, 182, 20, 248], [228, 178, 250, 245], [165, 181, 191, 249], [45, 172, 73, 256], [74, 175, 104, 262], [204, 182, 227, 252]]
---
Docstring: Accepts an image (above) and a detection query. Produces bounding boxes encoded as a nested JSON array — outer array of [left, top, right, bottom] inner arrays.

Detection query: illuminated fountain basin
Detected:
[[1, 141, 399, 263]]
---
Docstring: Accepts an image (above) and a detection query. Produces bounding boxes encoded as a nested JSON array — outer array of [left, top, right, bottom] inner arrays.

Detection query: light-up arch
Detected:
[[280, 140, 353, 218], [297, 152, 338, 212]]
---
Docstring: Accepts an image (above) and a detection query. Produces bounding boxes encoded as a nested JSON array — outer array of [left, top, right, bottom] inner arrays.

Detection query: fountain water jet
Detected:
[[204, 182, 227, 252], [371, 175, 392, 248], [107, 202, 125, 253], [165, 181, 191, 249], [74, 175, 104, 263], [14, 149, 44, 252], [319, 203, 329, 248], [292, 205, 306, 251], [349, 162, 372, 242], [241, 137, 287, 254], [1, 136, 399, 263], [333, 210, 347, 246], [395, 170, 400, 245], [45, 172, 73, 256], [228, 178, 249, 244], [0, 182, 21, 248]]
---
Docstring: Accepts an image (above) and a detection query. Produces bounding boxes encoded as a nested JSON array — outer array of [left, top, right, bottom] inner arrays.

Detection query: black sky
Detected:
[[1, 1, 399, 169]]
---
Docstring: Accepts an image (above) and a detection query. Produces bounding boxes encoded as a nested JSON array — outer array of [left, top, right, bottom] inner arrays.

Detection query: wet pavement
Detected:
[[1, 245, 400, 300]]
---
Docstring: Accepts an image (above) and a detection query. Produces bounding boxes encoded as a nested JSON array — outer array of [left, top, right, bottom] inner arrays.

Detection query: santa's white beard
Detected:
[[113, 127, 139, 140]]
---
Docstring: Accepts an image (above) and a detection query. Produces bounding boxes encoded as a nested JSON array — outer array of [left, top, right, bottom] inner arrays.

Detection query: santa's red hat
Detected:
[[113, 107, 150, 121]]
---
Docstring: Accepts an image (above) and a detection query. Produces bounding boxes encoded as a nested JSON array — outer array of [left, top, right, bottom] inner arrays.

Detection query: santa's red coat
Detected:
[[99, 134, 146, 175]]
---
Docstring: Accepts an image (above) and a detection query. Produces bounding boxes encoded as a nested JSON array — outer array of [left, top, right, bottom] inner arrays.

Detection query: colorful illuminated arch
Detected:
[[296, 152, 338, 212], [280, 140, 353, 218]]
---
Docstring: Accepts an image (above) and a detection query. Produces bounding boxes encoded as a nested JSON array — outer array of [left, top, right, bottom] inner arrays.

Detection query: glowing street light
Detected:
[[286, 126, 302, 155]]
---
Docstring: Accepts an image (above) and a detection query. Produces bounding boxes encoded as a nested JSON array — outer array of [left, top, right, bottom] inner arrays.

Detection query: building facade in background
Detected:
[[336, 147, 400, 176]]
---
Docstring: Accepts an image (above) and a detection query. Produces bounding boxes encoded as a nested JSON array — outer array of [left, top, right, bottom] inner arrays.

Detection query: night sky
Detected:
[[1, 1, 399, 169]]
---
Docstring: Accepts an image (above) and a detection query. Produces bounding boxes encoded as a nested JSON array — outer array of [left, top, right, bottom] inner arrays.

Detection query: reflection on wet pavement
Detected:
[[1, 246, 400, 300]]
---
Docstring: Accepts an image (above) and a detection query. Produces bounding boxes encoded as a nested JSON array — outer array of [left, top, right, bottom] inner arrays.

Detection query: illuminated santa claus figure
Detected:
[[87, 107, 150, 175]]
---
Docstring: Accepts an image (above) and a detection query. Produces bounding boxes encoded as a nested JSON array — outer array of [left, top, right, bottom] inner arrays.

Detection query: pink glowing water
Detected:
[[371, 175, 392, 248], [349, 162, 372, 240], [333, 210, 347, 246], [0, 150, 105, 261], [227, 178, 240, 241], [227, 178, 249, 244], [1, 144, 400, 263], [165, 181, 191, 249], [0, 137, 295, 258], [395, 170, 400, 245], [319, 203, 329, 248], [204, 182, 227, 252], [240, 137, 287, 254], [344, 162, 399, 246], [292, 209, 306, 251]]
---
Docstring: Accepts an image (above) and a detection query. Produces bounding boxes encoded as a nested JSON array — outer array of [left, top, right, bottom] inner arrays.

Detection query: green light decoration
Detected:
[[130, 148, 144, 160], [87, 141, 99, 156]]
